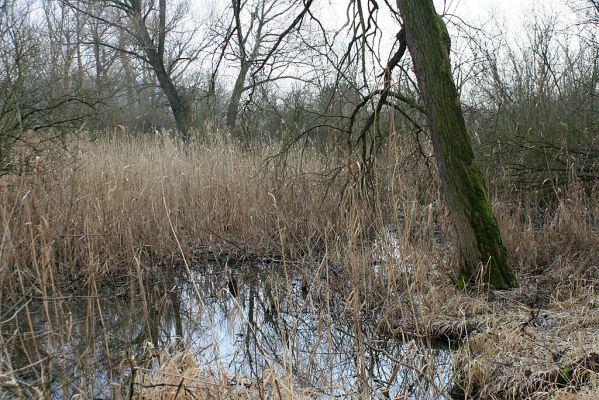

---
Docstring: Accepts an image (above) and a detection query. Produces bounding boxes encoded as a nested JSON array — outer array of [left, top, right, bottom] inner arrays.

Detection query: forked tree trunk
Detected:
[[130, 1, 190, 143], [397, 0, 518, 289]]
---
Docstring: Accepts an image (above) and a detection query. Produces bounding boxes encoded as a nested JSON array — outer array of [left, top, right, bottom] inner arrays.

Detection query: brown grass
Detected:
[[383, 181, 599, 399], [134, 344, 318, 399], [1, 131, 598, 398], [0, 132, 351, 291]]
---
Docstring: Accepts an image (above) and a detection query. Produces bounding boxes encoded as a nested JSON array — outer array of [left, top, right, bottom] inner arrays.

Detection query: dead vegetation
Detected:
[[376, 180, 599, 399], [1, 132, 598, 399], [133, 345, 320, 400], [0, 132, 347, 291]]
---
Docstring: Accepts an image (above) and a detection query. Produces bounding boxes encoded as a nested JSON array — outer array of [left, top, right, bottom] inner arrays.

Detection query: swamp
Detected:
[[1, 0, 598, 398]]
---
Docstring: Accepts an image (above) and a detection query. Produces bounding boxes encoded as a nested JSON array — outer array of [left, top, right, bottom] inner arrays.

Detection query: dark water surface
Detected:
[[1, 263, 453, 399]]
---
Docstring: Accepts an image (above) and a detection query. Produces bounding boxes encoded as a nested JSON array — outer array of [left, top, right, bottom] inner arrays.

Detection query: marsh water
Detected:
[[1, 263, 453, 399]]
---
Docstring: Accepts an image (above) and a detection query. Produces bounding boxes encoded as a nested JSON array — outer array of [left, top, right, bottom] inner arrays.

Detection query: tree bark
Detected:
[[226, 0, 263, 137], [130, 2, 190, 142], [226, 62, 250, 133], [397, 0, 518, 289]]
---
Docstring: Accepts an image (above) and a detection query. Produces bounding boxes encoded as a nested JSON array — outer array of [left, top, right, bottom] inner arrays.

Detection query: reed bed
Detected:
[[1, 131, 598, 398], [0, 132, 349, 291]]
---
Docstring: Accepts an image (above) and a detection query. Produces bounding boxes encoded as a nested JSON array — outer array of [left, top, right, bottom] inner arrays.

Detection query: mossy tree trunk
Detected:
[[397, 0, 518, 289]]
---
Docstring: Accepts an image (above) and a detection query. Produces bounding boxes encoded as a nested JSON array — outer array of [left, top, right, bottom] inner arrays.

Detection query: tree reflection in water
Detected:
[[0, 264, 453, 399]]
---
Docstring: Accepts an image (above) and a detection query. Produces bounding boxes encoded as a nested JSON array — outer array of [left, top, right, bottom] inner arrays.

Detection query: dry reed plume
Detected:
[[0, 132, 351, 292]]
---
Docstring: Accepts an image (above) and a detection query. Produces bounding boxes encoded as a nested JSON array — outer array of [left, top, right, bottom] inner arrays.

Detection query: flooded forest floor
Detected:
[[1, 134, 598, 399]]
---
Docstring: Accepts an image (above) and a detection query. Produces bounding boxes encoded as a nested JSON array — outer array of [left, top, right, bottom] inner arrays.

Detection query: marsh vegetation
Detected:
[[1, 0, 598, 398], [1, 132, 598, 398]]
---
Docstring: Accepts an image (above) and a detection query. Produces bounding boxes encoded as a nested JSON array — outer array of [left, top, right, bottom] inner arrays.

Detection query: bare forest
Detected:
[[1, 0, 598, 398]]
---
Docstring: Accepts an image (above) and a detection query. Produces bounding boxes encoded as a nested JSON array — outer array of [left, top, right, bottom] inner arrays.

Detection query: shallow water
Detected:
[[1, 263, 453, 399]]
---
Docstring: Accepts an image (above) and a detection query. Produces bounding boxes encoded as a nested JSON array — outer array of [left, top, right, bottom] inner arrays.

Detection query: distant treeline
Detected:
[[1, 0, 597, 189]]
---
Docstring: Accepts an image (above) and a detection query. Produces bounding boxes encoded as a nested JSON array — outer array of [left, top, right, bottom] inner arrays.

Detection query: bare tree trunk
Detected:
[[130, 1, 190, 142], [226, 63, 250, 133], [74, 1, 83, 86], [397, 0, 518, 289], [91, 22, 103, 88], [226, 0, 259, 136], [118, 30, 136, 112], [221, 0, 314, 137]]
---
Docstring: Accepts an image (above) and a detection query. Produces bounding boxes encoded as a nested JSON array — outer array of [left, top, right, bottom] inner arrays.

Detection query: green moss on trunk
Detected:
[[397, 0, 518, 289]]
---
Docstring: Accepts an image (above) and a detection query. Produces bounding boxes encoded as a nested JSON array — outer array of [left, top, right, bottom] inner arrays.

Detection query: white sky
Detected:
[[306, 0, 578, 58], [189, 0, 580, 88], [190, 0, 578, 49], [311, 0, 576, 31], [446, 0, 576, 31], [192, 0, 573, 22], [446, 0, 565, 21]]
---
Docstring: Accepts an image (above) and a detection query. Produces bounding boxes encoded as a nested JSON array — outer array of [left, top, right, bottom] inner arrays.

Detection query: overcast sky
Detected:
[[191, 0, 578, 39], [311, 0, 576, 30], [190, 0, 581, 87], [446, 0, 576, 31], [446, 0, 570, 20]]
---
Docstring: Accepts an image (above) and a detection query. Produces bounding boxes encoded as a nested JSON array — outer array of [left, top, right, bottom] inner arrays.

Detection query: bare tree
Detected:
[[207, 0, 315, 137], [64, 0, 203, 141], [1, 1, 97, 173], [569, 0, 599, 25]]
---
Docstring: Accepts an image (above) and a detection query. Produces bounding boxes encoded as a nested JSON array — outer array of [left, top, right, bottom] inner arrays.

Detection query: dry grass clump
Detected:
[[452, 300, 599, 399], [370, 179, 599, 398], [0, 132, 351, 292], [384, 279, 599, 398], [497, 182, 599, 288], [134, 345, 317, 399]]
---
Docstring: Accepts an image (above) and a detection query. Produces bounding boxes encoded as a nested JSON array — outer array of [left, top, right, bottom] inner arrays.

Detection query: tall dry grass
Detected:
[[0, 132, 356, 292], [1, 130, 598, 398]]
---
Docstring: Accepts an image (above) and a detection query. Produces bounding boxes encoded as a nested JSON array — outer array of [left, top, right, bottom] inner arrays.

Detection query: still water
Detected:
[[1, 263, 453, 399]]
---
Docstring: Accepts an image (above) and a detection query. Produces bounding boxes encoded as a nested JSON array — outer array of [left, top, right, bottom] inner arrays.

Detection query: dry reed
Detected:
[[1, 130, 598, 398], [0, 132, 349, 292]]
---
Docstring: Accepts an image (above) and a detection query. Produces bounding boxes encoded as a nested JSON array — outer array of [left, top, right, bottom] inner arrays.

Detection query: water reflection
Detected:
[[1, 264, 453, 399]]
